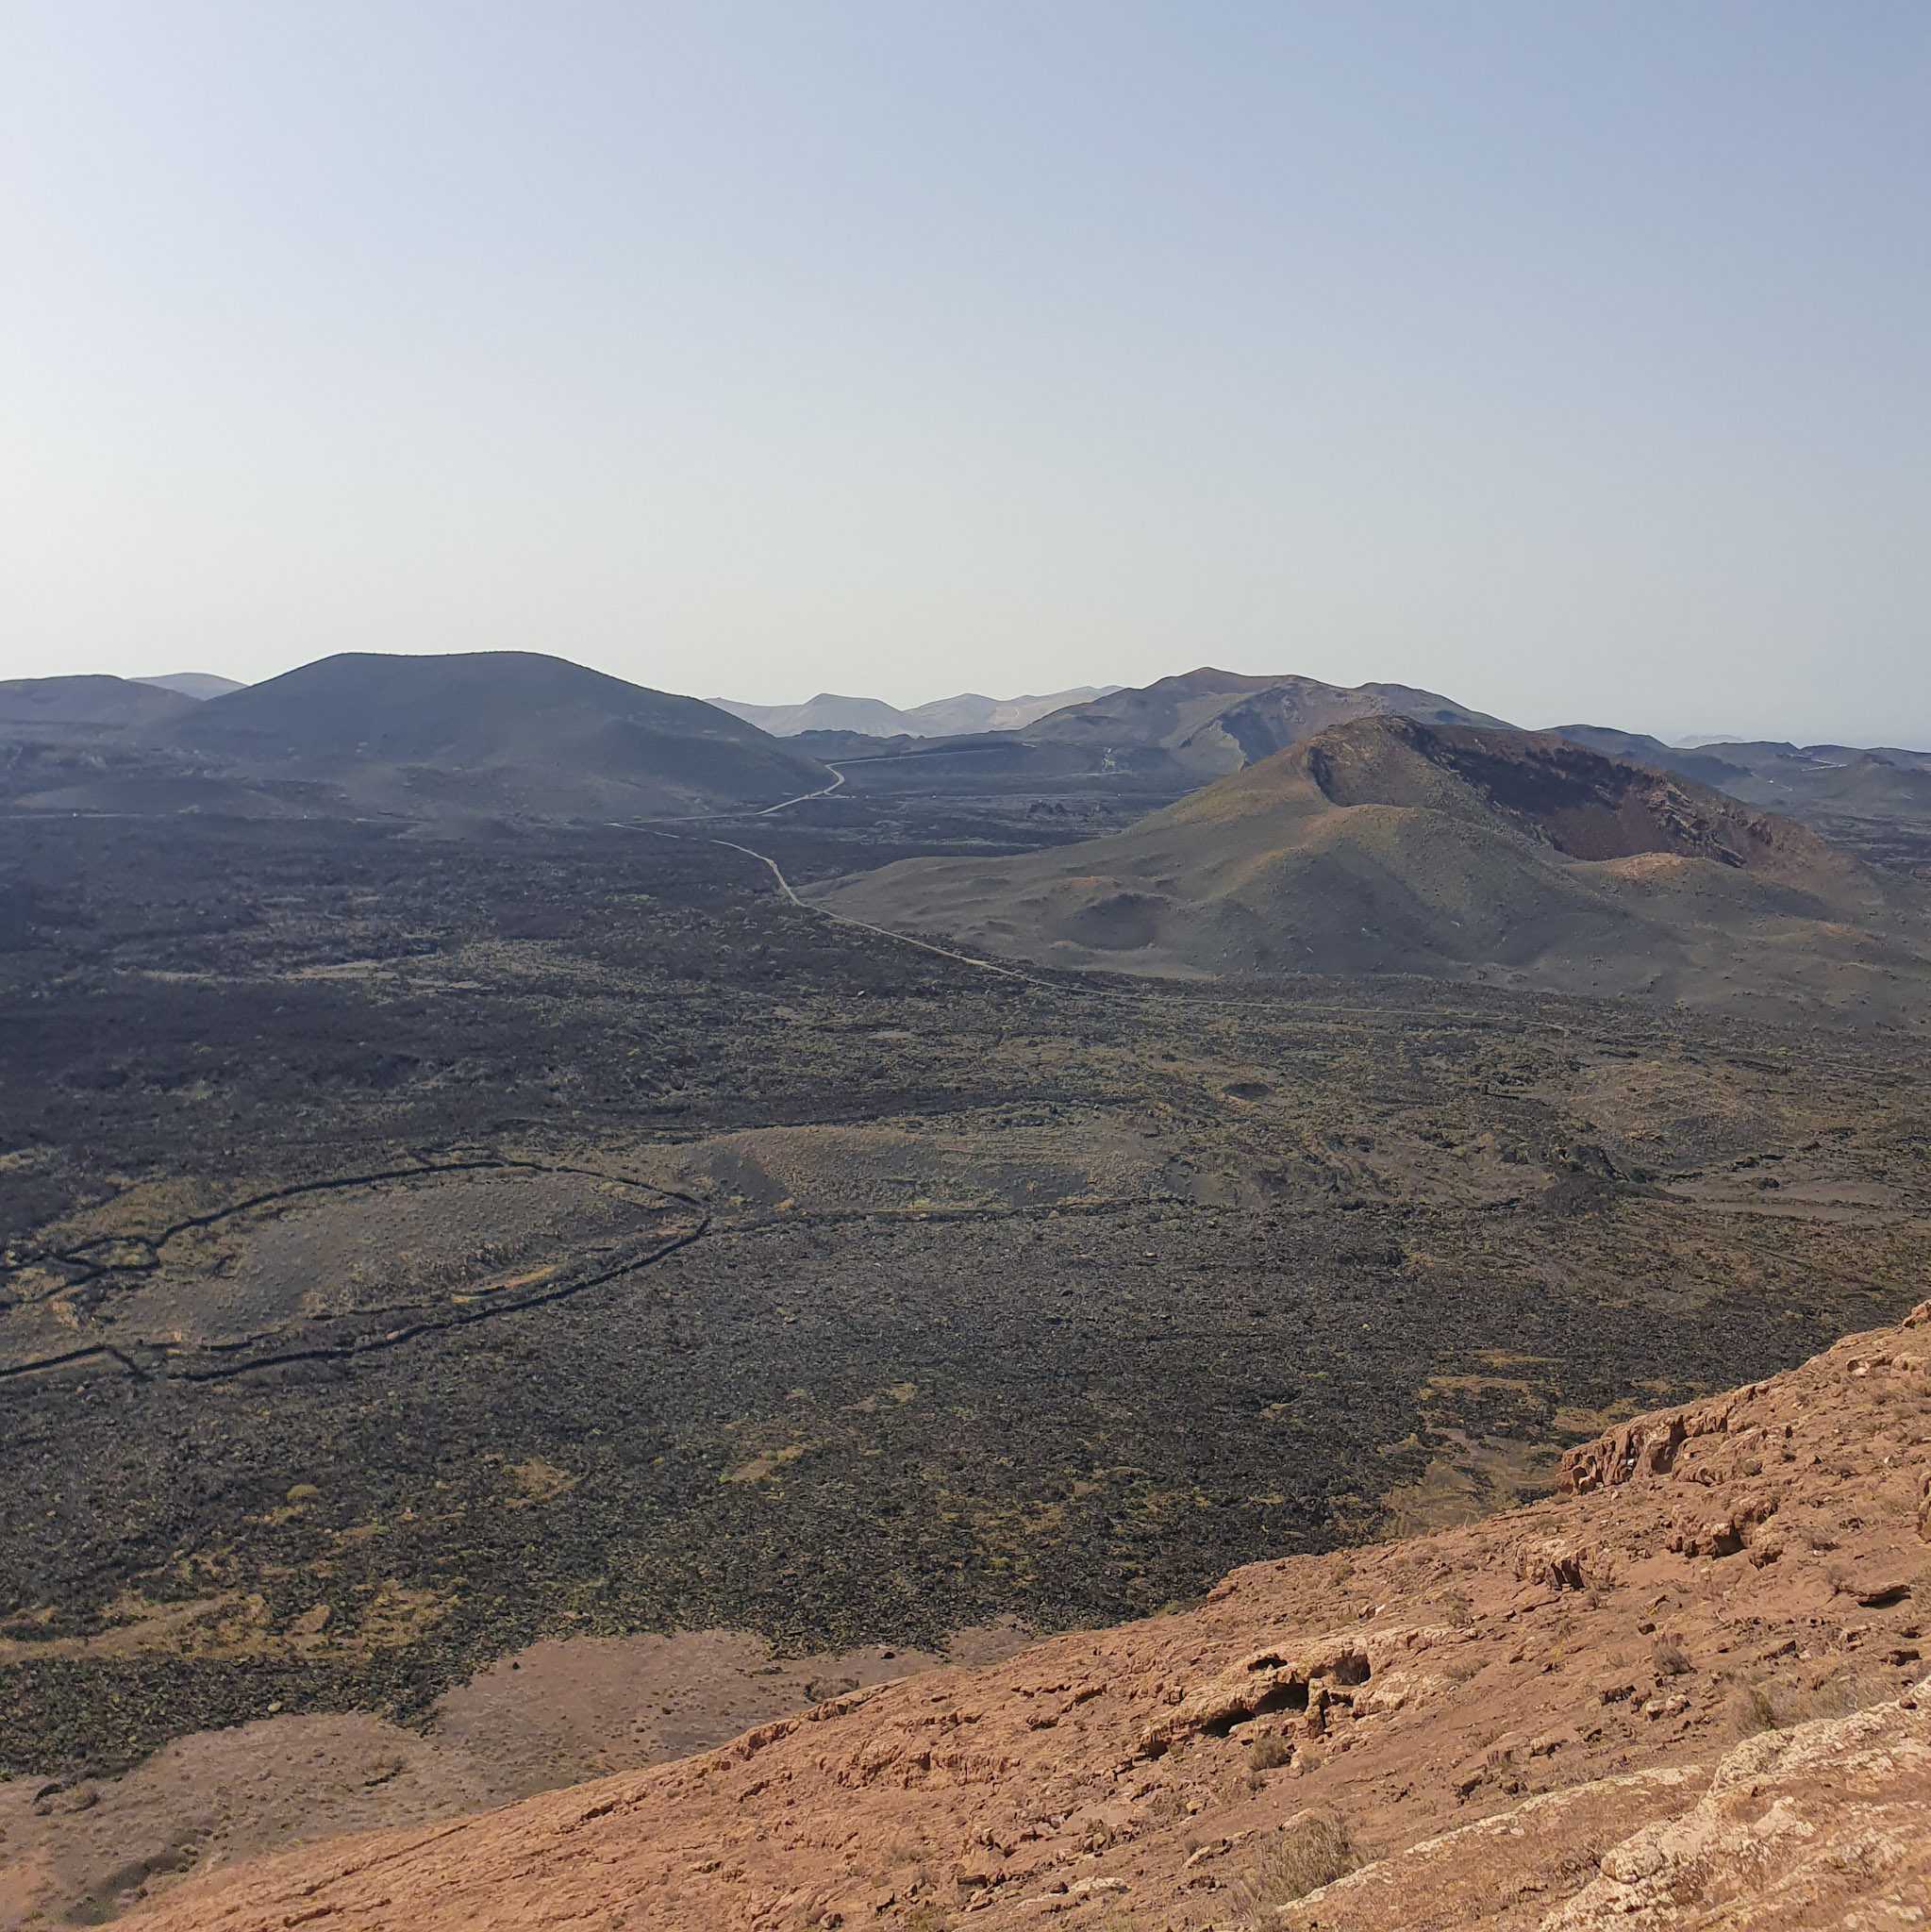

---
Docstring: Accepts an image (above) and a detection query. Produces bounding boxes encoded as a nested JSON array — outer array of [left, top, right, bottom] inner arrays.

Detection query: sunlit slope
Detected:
[[813, 715, 1931, 1018]]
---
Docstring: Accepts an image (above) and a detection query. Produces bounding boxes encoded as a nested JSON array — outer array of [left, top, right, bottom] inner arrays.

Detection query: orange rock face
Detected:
[[122, 1306, 1931, 1931]]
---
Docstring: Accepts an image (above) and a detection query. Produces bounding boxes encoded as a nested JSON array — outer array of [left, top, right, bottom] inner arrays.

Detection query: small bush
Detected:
[[1234, 1808, 1355, 1923], [1732, 1667, 1891, 1739], [1440, 1591, 1474, 1628], [1653, 1641, 1693, 1676], [1248, 1731, 1294, 1772], [1731, 1684, 1779, 1737]]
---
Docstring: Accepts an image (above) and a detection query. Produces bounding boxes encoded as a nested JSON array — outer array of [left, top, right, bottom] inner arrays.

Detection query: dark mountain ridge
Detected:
[[151, 651, 832, 820]]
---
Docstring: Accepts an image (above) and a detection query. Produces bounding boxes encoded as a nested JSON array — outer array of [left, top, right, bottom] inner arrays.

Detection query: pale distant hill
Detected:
[[134, 672, 246, 700], [712, 686, 1118, 739]]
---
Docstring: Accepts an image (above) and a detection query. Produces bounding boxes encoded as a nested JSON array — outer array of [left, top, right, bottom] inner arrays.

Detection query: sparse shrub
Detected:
[[1248, 1730, 1294, 1772], [1729, 1666, 1894, 1741], [1806, 1668, 1892, 1722], [1440, 1591, 1474, 1628], [1731, 1684, 1779, 1737], [1653, 1640, 1693, 1676], [1233, 1808, 1355, 1923]]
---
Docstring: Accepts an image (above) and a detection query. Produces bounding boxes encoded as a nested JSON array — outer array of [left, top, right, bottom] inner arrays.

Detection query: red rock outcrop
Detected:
[[121, 1305, 1931, 1930]]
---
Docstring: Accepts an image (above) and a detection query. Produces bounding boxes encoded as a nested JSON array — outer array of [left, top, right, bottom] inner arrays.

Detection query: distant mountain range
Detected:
[[2, 656, 1926, 862], [729, 668, 1931, 865], [710, 686, 1119, 739]]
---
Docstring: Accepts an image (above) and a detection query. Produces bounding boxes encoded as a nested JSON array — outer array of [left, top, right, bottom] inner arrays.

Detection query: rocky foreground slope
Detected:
[[122, 1307, 1931, 1931]]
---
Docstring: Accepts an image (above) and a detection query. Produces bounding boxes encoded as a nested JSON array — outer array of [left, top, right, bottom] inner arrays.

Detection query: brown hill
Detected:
[[812, 716, 1931, 1019], [153, 651, 833, 821], [117, 1303, 1931, 1931], [1020, 669, 1512, 778]]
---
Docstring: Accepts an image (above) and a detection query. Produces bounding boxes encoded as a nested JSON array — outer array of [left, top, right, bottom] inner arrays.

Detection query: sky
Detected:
[[1, 2, 1926, 743]]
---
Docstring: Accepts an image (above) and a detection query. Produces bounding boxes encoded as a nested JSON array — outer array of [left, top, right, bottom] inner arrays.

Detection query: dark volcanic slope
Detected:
[[0, 675, 196, 730], [1020, 667, 1513, 778], [156, 650, 832, 820], [1552, 728, 1931, 880], [814, 715, 1931, 1019], [1699, 741, 1931, 879]]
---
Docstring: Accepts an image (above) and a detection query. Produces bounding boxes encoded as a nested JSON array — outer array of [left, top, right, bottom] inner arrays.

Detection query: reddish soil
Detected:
[[107, 1305, 1931, 1930], [0, 1625, 1030, 1928]]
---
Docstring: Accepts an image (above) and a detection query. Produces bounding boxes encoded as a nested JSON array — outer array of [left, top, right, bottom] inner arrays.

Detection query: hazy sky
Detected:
[[2, 3, 1925, 741]]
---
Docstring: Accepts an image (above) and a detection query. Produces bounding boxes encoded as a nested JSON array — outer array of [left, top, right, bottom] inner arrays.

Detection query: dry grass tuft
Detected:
[[1730, 1683, 1780, 1738], [1233, 1807, 1355, 1924]]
